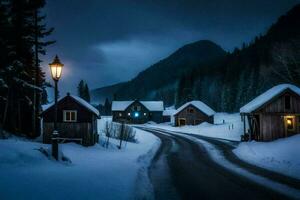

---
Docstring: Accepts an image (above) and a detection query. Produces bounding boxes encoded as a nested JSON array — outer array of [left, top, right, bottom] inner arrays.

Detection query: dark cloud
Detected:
[[42, 0, 299, 97]]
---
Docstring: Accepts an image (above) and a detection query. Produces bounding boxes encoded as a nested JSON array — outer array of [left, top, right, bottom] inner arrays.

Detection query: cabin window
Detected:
[[119, 113, 122, 117], [285, 95, 291, 110], [188, 108, 194, 113], [134, 106, 141, 111], [128, 113, 131, 116], [285, 116, 295, 131], [63, 110, 77, 122], [144, 113, 147, 116]]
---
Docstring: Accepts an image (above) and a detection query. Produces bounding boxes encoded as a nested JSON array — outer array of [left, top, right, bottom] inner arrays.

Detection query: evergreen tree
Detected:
[[41, 87, 48, 104], [175, 75, 185, 108], [77, 80, 90, 102], [84, 83, 90, 103], [77, 80, 85, 98], [0, 0, 54, 136], [104, 98, 111, 115]]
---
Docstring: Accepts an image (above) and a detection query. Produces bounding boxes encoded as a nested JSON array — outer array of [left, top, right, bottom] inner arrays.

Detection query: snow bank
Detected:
[[97, 116, 113, 133], [234, 134, 300, 179], [146, 113, 243, 141], [0, 118, 160, 200]]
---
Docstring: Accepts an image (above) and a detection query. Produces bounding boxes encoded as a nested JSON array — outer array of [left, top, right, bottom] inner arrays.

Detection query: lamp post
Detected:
[[49, 55, 64, 160]]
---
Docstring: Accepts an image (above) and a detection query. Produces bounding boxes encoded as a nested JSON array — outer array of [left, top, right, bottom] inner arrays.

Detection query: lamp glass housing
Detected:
[[49, 55, 64, 81]]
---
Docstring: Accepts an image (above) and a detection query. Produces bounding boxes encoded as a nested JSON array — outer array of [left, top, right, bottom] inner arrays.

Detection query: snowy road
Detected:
[[137, 127, 299, 200]]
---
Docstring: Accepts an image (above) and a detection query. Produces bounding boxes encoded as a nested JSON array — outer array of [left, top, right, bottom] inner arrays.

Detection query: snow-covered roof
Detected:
[[174, 100, 215, 116], [240, 84, 300, 113], [111, 101, 133, 111], [112, 101, 164, 111], [42, 95, 99, 116], [163, 108, 176, 116]]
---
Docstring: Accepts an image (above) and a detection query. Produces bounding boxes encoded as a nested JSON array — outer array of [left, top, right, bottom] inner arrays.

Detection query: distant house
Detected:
[[162, 108, 176, 123], [240, 84, 300, 141], [112, 100, 164, 124], [42, 93, 100, 146], [174, 101, 215, 126]]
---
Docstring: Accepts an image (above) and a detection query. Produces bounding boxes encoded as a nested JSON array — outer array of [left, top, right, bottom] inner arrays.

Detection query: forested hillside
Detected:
[[92, 4, 300, 112], [190, 3, 300, 112]]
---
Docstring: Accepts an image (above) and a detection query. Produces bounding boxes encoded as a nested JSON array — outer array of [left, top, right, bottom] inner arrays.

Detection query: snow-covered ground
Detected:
[[0, 117, 160, 200], [234, 134, 300, 179], [146, 112, 243, 141]]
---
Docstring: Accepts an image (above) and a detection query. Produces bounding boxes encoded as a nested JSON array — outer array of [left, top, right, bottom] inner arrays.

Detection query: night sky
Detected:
[[43, 0, 299, 98]]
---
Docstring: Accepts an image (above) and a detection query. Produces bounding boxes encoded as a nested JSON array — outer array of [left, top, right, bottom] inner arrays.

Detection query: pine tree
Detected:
[[175, 75, 185, 108], [41, 87, 48, 104], [104, 98, 111, 115], [77, 80, 90, 102], [84, 83, 90, 103], [77, 80, 85, 98], [2, 0, 39, 134], [1, 0, 54, 136], [30, 0, 55, 137]]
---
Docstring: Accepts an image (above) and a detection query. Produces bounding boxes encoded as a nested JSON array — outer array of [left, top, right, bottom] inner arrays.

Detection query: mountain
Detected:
[[184, 4, 300, 112], [92, 4, 300, 112], [91, 40, 226, 104]]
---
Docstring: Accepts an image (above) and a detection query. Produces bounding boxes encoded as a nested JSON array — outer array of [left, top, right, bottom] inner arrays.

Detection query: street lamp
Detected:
[[49, 55, 64, 160]]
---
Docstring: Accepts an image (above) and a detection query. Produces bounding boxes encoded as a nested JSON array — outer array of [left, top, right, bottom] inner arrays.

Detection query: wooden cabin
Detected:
[[112, 100, 164, 124], [240, 84, 300, 141], [174, 101, 215, 126], [42, 93, 100, 146]]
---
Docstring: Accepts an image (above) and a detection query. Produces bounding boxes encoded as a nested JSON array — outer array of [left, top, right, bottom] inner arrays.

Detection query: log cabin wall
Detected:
[[174, 105, 213, 126], [254, 90, 300, 141], [259, 114, 285, 141], [43, 122, 96, 146]]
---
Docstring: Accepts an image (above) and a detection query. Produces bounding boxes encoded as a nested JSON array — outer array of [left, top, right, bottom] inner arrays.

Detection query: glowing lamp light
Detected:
[[134, 112, 139, 118], [287, 119, 292, 125], [49, 55, 64, 81]]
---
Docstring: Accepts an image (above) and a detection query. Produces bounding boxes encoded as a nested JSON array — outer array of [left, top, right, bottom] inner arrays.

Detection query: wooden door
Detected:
[[284, 115, 296, 137], [178, 118, 186, 126]]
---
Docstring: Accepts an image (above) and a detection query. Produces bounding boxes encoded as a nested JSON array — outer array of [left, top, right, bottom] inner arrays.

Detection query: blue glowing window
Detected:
[[134, 112, 139, 117]]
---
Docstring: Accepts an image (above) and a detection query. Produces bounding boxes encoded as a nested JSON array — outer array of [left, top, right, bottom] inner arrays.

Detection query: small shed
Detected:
[[174, 100, 215, 126], [112, 100, 164, 124], [162, 108, 176, 123], [240, 84, 300, 141], [42, 93, 100, 146]]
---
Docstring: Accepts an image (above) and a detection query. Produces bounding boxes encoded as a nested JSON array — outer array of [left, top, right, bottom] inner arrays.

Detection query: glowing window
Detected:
[[285, 116, 295, 130], [134, 112, 139, 117], [128, 113, 131, 116], [144, 113, 147, 116], [119, 113, 122, 117]]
